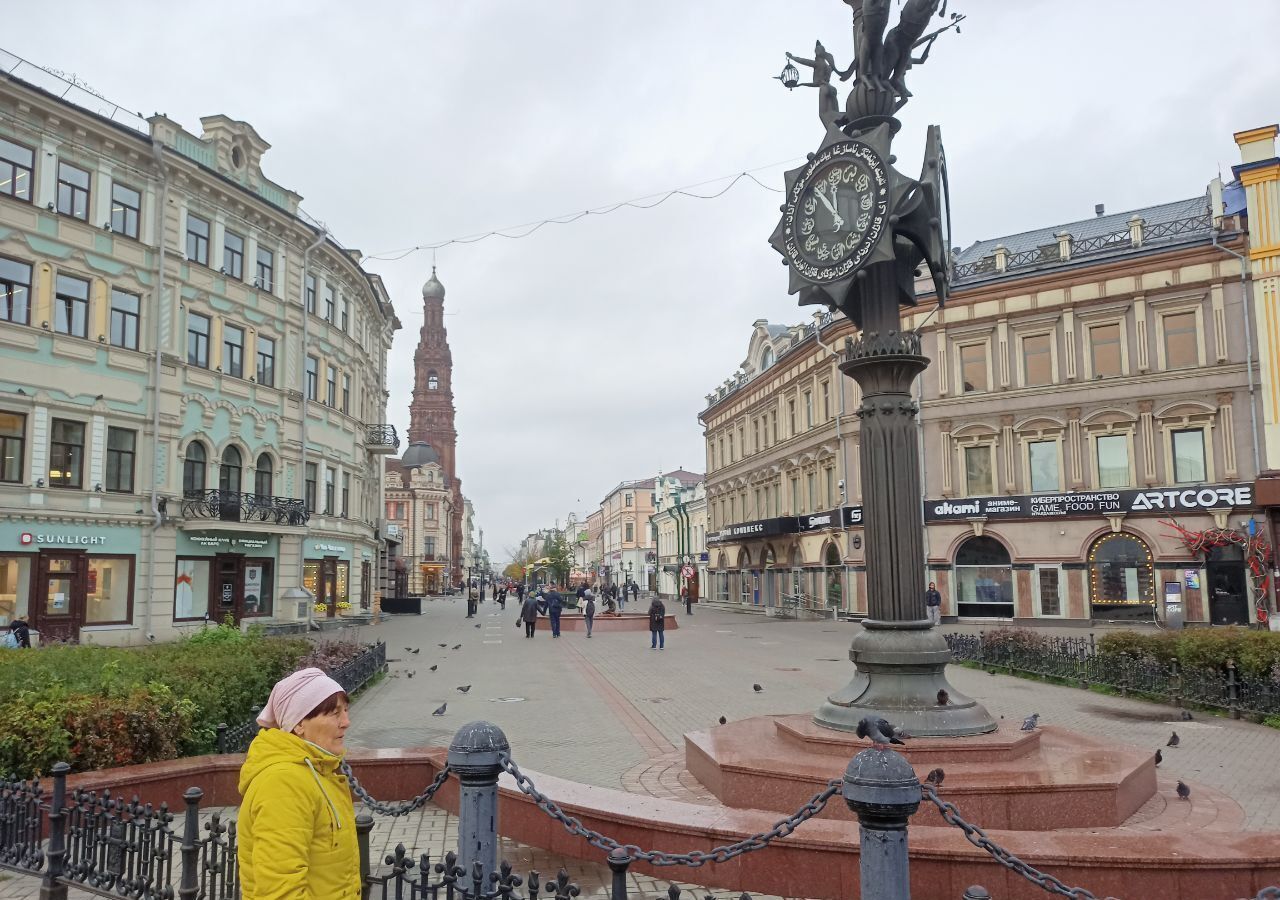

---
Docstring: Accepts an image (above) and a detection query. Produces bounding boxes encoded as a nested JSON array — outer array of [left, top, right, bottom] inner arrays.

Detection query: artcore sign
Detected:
[[924, 484, 1254, 523]]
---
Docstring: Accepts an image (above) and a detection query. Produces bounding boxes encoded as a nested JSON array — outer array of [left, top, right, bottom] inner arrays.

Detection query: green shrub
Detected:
[[981, 628, 1048, 655], [1096, 627, 1280, 676], [1097, 631, 1178, 664]]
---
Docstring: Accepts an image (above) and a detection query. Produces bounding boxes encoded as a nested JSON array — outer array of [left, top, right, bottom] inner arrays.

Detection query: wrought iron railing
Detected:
[[181, 489, 309, 526], [945, 632, 1273, 718], [364, 423, 400, 449], [215, 642, 387, 754]]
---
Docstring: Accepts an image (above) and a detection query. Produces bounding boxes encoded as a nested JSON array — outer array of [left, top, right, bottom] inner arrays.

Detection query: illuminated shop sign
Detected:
[[19, 532, 106, 546], [924, 484, 1253, 523]]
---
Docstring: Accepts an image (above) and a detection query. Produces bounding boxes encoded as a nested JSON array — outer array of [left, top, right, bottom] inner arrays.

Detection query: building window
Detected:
[[223, 231, 244, 279], [342, 472, 351, 517], [1037, 567, 1061, 617], [173, 558, 210, 621], [821, 381, 830, 421], [770, 410, 778, 444], [340, 297, 349, 332], [954, 536, 1014, 617], [305, 356, 318, 400], [187, 312, 210, 367], [426, 503, 436, 520], [963, 445, 993, 495], [185, 214, 210, 265], [256, 335, 275, 386], [1089, 323, 1122, 378], [324, 468, 335, 515], [255, 247, 274, 292], [219, 446, 242, 494], [305, 274, 316, 314], [752, 419, 760, 454], [56, 162, 90, 219], [625, 493, 633, 507], [428, 371, 439, 390], [425, 536, 437, 558], [0, 412, 25, 483], [825, 467, 836, 507], [625, 522, 634, 542], [49, 419, 85, 488], [804, 391, 813, 428], [761, 346, 774, 370], [1021, 333, 1052, 386], [0, 256, 32, 325], [54, 274, 89, 338], [326, 365, 337, 407], [183, 442, 206, 495], [1171, 428, 1207, 484], [109, 289, 140, 350], [1163, 311, 1198, 370], [0, 138, 34, 201], [110, 183, 140, 238], [222, 324, 244, 378], [959, 343, 987, 393], [790, 476, 801, 514], [1089, 533, 1154, 620], [104, 427, 135, 493], [1027, 440, 1059, 493], [341, 373, 351, 414], [788, 399, 796, 436], [1095, 434, 1130, 488], [305, 462, 317, 512], [254, 453, 272, 498], [728, 433, 735, 462], [85, 556, 133, 625], [323, 286, 335, 322], [806, 472, 817, 513]]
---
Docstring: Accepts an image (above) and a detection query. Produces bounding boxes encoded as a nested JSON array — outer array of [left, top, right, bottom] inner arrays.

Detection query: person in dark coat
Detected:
[[648, 597, 666, 649], [682, 586, 692, 615], [546, 586, 564, 638], [519, 592, 539, 638], [630, 581, 639, 603], [584, 590, 596, 638]]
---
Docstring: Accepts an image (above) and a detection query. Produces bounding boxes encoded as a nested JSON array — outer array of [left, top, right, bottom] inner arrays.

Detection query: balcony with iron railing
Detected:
[[364, 423, 400, 454], [182, 489, 310, 526]]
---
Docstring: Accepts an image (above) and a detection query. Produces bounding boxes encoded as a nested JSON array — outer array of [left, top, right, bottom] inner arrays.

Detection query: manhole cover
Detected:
[[489, 697, 526, 703], [775, 667, 801, 672]]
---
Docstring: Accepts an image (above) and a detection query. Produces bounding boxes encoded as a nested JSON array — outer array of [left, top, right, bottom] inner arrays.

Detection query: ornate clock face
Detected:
[[783, 140, 890, 284]]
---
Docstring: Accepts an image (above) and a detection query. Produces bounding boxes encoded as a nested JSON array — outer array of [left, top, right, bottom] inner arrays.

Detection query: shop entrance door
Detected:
[[687, 571, 700, 602], [1206, 545, 1249, 626], [318, 557, 338, 617], [33, 551, 85, 642], [215, 554, 244, 624]]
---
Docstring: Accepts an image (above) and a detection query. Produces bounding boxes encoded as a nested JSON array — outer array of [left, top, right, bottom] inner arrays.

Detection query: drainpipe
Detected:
[[143, 137, 169, 641], [298, 229, 327, 614], [1210, 229, 1261, 476]]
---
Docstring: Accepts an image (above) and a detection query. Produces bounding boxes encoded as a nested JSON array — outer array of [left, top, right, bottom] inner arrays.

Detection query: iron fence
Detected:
[[215, 641, 387, 753], [943, 632, 1278, 719]]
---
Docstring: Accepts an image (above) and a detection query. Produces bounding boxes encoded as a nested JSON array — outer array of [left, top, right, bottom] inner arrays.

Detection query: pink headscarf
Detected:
[[257, 667, 346, 735]]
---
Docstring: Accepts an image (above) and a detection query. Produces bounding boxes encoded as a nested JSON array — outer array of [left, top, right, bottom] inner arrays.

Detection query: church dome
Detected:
[[401, 441, 441, 469], [422, 267, 446, 300]]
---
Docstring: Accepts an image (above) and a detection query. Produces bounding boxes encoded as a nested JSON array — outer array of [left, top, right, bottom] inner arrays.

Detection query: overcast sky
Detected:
[[9, 1, 1280, 561]]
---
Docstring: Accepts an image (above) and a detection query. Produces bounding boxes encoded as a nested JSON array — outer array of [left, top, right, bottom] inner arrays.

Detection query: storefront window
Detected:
[[85, 556, 132, 624], [954, 536, 1014, 617], [243, 560, 273, 617], [824, 543, 843, 608], [0, 555, 32, 624], [174, 558, 211, 620], [303, 561, 319, 598], [1089, 533, 1154, 620]]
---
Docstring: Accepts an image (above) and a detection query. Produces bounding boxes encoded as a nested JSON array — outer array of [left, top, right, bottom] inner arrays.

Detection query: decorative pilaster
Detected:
[[1063, 310, 1077, 380], [997, 318, 1010, 389], [939, 419, 954, 497], [1133, 296, 1149, 372], [1211, 284, 1228, 363], [1139, 400, 1157, 485], [1001, 415, 1015, 492], [1218, 393, 1237, 480], [1067, 407, 1083, 488]]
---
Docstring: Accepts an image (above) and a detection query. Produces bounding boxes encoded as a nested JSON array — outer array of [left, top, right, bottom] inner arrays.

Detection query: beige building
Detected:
[[703, 178, 1262, 627], [0, 69, 399, 643], [383, 443, 454, 594]]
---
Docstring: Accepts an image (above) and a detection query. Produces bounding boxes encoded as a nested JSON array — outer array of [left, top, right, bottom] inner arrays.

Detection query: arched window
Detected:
[[183, 442, 206, 496], [254, 453, 273, 498], [716, 552, 730, 603], [761, 347, 775, 371], [427, 370, 439, 390], [219, 446, 242, 494], [954, 536, 1014, 618], [824, 542, 843, 610], [1089, 533, 1154, 620]]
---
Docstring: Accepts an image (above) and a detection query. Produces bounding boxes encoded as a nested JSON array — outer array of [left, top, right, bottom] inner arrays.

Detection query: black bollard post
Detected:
[[177, 787, 202, 900], [447, 721, 509, 886], [843, 747, 921, 900], [38, 762, 69, 900], [606, 847, 632, 900], [356, 812, 374, 899]]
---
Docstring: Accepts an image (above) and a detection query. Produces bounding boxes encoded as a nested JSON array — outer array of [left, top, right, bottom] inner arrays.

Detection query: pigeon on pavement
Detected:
[[407, 671, 415, 679], [475, 623, 481, 628], [1020, 713, 1040, 732], [457, 685, 471, 693], [1167, 731, 1180, 747], [1155, 749, 1162, 766], [937, 689, 949, 706], [925, 768, 945, 787], [429, 665, 438, 672], [432, 703, 447, 716], [1180, 710, 1194, 721], [452, 644, 462, 650], [1176, 780, 1191, 801], [856, 716, 906, 747], [438, 644, 448, 648], [752, 684, 763, 693]]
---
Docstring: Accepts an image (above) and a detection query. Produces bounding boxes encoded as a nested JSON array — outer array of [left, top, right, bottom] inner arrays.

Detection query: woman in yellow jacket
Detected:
[[237, 667, 361, 900]]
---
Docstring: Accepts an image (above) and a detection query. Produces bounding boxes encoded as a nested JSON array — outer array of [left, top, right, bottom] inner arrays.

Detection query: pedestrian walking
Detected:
[[546, 585, 564, 638], [925, 581, 943, 626], [238, 667, 359, 900], [648, 596, 666, 650], [682, 586, 693, 615], [466, 581, 477, 618], [520, 591, 539, 638], [630, 581, 639, 604], [584, 589, 596, 638], [616, 582, 626, 612]]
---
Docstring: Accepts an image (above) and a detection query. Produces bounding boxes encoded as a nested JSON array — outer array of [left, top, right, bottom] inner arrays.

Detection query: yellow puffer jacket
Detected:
[[237, 728, 361, 900]]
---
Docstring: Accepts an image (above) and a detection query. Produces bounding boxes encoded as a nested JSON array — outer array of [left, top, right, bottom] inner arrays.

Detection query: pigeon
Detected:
[[475, 623, 481, 628], [1020, 713, 1040, 732], [1176, 780, 1190, 801], [452, 644, 462, 650], [410, 648, 421, 654], [1180, 710, 1193, 721], [855, 716, 905, 747], [1154, 749, 1162, 766], [718, 716, 727, 725], [432, 703, 447, 716], [936, 689, 949, 706], [457, 685, 471, 693], [1167, 731, 1180, 748], [405, 647, 414, 652], [438, 643, 448, 648], [407, 671, 415, 679], [752, 684, 763, 693], [925, 768, 945, 787], [429, 665, 438, 672]]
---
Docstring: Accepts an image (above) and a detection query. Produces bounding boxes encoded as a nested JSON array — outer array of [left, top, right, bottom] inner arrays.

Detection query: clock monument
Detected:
[[770, 0, 995, 736]]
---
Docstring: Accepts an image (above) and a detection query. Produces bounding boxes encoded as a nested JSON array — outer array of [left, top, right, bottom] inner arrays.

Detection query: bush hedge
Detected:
[[1097, 628, 1280, 677], [0, 624, 316, 778]]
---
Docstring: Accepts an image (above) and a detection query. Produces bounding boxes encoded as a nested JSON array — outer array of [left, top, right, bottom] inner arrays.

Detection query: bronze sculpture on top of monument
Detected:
[[768, 0, 994, 736]]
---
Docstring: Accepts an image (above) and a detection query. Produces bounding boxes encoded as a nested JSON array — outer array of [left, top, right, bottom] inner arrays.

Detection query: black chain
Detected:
[[342, 762, 451, 817], [499, 752, 839, 867], [921, 784, 1116, 900]]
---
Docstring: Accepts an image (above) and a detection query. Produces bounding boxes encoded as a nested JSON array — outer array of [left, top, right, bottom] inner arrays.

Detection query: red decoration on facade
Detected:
[[1162, 520, 1273, 618]]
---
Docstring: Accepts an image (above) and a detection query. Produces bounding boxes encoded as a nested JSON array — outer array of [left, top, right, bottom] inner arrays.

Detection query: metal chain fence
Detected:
[[342, 761, 451, 817]]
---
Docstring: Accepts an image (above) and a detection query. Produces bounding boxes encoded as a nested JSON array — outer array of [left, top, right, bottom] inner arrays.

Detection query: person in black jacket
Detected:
[[648, 597, 666, 650], [583, 590, 596, 638]]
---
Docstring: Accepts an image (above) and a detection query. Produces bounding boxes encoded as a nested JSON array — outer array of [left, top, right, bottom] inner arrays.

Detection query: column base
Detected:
[[814, 625, 997, 737]]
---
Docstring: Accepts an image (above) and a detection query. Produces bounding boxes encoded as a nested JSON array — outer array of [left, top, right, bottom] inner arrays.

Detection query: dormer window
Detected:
[[428, 371, 439, 390], [761, 347, 775, 371]]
